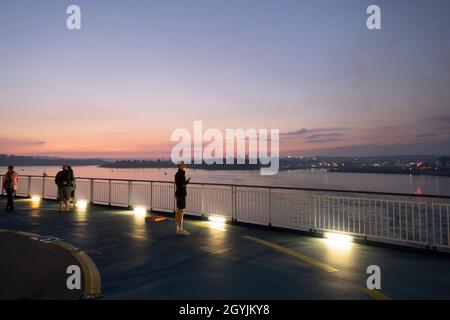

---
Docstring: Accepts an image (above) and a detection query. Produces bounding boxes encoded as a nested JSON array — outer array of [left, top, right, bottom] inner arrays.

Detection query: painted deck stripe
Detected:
[[53, 240, 102, 299], [244, 235, 338, 273], [0, 229, 101, 299], [361, 288, 392, 300], [72, 250, 102, 299]]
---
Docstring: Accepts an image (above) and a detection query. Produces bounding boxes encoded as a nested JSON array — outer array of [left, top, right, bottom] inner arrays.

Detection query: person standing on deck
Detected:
[[67, 166, 76, 209], [2, 165, 19, 211], [175, 161, 191, 236], [55, 165, 73, 212]]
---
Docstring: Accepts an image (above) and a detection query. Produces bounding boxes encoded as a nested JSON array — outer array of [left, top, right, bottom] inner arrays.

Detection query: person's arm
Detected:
[[13, 173, 18, 191]]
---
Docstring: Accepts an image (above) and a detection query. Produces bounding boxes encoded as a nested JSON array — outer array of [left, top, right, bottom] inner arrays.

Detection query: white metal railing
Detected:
[[1, 175, 449, 251]]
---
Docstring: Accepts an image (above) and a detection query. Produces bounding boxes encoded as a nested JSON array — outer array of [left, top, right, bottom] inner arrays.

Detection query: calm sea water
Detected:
[[2, 166, 449, 196]]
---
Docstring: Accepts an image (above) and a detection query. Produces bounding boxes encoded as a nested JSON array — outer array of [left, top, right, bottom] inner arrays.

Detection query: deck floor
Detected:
[[1, 197, 450, 299]]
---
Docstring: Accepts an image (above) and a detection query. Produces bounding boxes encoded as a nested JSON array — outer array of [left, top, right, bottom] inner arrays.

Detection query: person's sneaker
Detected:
[[176, 229, 190, 236]]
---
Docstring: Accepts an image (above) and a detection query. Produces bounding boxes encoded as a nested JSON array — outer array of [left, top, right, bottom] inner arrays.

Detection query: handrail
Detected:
[[5, 174, 449, 251], [17, 174, 450, 200]]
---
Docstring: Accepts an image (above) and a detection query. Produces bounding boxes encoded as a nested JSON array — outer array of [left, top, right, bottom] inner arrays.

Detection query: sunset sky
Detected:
[[1, 0, 449, 158]]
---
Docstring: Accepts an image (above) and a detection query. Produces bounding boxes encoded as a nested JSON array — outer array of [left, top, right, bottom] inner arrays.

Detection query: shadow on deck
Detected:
[[1, 197, 450, 300]]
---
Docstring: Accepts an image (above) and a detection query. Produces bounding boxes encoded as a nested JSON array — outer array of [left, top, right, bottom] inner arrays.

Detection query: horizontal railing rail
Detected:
[[8, 174, 450, 199], [1, 175, 449, 252]]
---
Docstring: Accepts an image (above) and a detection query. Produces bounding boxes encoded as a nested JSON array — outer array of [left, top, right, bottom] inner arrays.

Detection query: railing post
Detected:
[[173, 182, 176, 213], [128, 180, 132, 208], [268, 188, 272, 227], [201, 184, 205, 217], [42, 176, 45, 199], [363, 196, 367, 237], [232, 186, 236, 222], [27, 176, 32, 197], [90, 179, 94, 204], [108, 180, 112, 206], [311, 191, 316, 231], [430, 198, 435, 249], [150, 181, 153, 211]]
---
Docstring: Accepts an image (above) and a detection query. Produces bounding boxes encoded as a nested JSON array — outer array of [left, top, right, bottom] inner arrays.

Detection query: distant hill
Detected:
[[0, 154, 106, 166]]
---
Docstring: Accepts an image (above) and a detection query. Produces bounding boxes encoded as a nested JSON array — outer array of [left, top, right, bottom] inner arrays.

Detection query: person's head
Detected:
[[177, 161, 187, 171], [7, 165, 14, 172], [62, 165, 69, 171], [67, 166, 73, 172]]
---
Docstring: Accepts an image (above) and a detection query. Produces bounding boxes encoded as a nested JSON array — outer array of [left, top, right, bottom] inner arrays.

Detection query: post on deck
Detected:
[[27, 176, 32, 197], [90, 179, 94, 204], [128, 180, 132, 209], [108, 180, 112, 206], [42, 176, 46, 199]]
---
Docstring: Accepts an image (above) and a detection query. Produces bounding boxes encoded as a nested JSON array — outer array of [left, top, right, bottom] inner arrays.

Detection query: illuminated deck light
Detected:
[[133, 207, 147, 216], [208, 215, 227, 224], [76, 200, 88, 210], [324, 232, 353, 243]]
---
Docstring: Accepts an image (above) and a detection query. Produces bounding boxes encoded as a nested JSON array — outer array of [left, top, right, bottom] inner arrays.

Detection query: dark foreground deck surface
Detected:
[[0, 231, 83, 300], [1, 197, 450, 300]]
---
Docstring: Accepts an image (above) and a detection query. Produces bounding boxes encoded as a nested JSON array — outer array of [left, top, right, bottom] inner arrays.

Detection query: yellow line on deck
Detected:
[[244, 235, 338, 273], [53, 240, 102, 299], [361, 288, 392, 300]]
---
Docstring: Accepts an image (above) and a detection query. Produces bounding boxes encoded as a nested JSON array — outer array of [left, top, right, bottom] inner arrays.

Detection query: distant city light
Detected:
[[76, 200, 88, 210], [324, 232, 353, 243]]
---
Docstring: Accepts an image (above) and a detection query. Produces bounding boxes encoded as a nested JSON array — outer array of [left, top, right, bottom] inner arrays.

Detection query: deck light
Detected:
[[76, 200, 88, 210], [31, 196, 41, 203], [206, 215, 227, 231], [133, 207, 147, 216], [324, 232, 353, 243], [208, 216, 227, 224]]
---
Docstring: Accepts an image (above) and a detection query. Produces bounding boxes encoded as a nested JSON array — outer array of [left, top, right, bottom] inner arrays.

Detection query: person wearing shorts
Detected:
[[175, 161, 190, 236], [55, 165, 74, 212]]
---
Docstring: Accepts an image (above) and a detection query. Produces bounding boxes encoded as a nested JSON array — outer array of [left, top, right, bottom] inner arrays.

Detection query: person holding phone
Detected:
[[175, 161, 191, 236]]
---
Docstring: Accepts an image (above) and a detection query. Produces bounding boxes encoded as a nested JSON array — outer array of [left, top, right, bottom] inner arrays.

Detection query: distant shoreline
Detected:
[[2, 154, 449, 177], [328, 168, 450, 177], [5, 164, 450, 178]]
